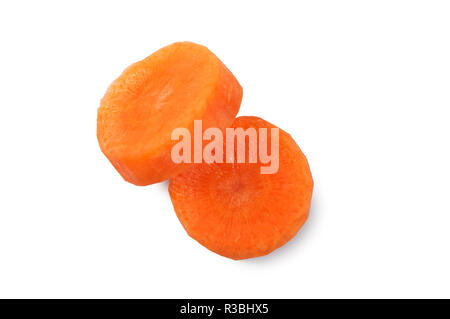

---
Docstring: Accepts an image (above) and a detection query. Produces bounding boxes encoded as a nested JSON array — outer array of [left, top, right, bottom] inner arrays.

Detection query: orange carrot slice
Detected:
[[169, 116, 313, 260], [97, 42, 242, 185]]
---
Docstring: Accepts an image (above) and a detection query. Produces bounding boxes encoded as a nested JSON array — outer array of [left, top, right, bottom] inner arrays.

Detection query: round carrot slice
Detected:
[[169, 116, 313, 260], [97, 42, 242, 185]]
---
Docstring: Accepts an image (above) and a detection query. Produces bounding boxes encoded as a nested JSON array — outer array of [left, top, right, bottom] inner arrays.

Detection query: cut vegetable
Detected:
[[169, 116, 313, 260], [97, 42, 242, 185]]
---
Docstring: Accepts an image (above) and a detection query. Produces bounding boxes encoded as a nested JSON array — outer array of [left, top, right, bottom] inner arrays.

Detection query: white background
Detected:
[[0, 1, 449, 298]]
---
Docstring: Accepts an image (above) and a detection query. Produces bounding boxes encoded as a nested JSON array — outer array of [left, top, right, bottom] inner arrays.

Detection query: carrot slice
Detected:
[[169, 116, 313, 260], [97, 42, 242, 185]]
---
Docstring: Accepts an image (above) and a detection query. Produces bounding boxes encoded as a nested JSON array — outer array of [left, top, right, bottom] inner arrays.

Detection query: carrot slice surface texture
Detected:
[[169, 116, 313, 260], [97, 42, 242, 185]]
